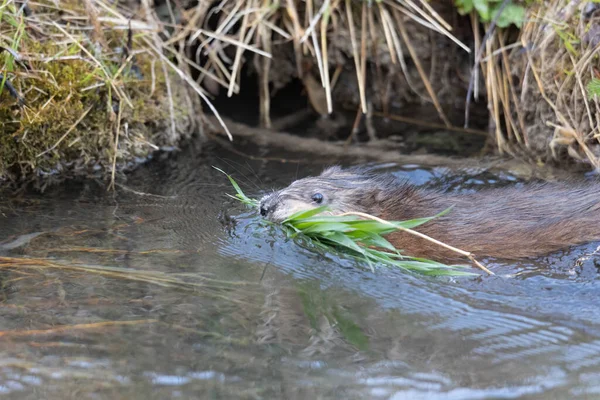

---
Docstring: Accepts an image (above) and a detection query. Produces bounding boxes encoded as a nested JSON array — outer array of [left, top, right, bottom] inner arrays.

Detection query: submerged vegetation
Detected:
[[217, 168, 481, 276]]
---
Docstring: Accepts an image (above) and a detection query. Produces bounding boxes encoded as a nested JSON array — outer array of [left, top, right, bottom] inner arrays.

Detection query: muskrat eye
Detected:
[[311, 193, 324, 204]]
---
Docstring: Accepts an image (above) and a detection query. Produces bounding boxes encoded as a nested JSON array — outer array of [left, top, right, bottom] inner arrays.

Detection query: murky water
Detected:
[[1, 139, 600, 399]]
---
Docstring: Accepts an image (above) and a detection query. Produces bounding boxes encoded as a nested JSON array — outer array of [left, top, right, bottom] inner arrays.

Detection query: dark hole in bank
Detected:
[[182, 2, 490, 157]]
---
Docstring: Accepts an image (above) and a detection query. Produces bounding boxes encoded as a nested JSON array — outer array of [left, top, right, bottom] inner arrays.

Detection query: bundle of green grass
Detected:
[[218, 169, 478, 276]]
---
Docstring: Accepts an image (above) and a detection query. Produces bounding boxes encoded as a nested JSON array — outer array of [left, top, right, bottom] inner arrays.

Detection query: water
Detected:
[[0, 139, 599, 399]]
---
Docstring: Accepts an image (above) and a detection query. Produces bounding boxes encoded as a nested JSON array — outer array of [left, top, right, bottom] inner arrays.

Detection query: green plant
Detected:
[[587, 78, 600, 99], [455, 0, 526, 28]]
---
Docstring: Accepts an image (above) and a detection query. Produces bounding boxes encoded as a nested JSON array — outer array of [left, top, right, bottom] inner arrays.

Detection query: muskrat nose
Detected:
[[259, 196, 277, 218], [260, 204, 269, 217], [259, 193, 279, 219]]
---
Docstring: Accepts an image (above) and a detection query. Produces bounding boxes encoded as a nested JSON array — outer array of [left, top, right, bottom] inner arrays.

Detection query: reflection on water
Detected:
[[0, 139, 599, 399]]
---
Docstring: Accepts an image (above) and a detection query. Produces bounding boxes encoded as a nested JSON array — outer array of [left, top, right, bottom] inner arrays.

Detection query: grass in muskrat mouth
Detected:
[[216, 167, 479, 276]]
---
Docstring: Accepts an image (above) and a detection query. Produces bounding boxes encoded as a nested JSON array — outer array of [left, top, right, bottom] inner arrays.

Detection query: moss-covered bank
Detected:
[[0, 0, 199, 185]]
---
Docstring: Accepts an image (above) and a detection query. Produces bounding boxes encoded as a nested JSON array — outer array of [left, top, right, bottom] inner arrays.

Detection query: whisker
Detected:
[[215, 157, 261, 191], [223, 158, 262, 190], [243, 161, 264, 186]]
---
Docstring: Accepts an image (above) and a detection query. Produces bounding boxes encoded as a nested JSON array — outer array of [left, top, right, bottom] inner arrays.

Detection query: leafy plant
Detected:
[[587, 78, 600, 99], [216, 168, 476, 276], [455, 0, 526, 28]]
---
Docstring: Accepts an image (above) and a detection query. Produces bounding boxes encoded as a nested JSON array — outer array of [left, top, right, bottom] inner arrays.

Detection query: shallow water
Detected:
[[1, 139, 600, 399]]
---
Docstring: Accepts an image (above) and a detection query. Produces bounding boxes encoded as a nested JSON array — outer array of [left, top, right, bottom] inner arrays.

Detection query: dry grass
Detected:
[[477, 1, 600, 169], [177, 0, 470, 128], [1, 0, 477, 184]]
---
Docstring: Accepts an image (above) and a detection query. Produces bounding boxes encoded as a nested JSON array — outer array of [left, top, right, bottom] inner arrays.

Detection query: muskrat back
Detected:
[[258, 166, 600, 261]]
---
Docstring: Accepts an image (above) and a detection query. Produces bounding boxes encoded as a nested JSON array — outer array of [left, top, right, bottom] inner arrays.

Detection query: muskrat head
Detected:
[[258, 166, 394, 222]]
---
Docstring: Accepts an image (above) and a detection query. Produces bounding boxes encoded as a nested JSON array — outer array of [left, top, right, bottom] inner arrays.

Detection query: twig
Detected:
[[108, 101, 123, 191], [372, 111, 488, 136]]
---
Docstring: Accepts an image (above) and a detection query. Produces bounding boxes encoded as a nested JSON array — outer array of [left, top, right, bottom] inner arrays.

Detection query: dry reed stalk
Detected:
[[360, 1, 368, 111], [345, 0, 366, 113], [487, 0, 600, 168], [399, 0, 469, 52], [0, 320, 158, 338], [228, 1, 251, 97], [320, 2, 333, 114], [378, 3, 398, 65], [498, 33, 526, 145], [258, 15, 273, 128], [485, 28, 503, 152], [395, 10, 451, 126], [142, 37, 233, 141], [385, 9, 430, 103], [108, 101, 123, 192]]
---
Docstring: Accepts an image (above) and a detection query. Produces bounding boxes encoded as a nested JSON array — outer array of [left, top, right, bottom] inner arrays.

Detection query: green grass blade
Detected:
[[283, 205, 330, 223], [301, 222, 355, 234], [213, 167, 259, 207]]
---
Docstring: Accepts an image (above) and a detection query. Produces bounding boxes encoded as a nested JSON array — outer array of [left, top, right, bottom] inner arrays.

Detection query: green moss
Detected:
[[0, 0, 194, 183]]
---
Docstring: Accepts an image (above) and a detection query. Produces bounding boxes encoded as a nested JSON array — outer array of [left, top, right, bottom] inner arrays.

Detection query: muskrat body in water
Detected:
[[258, 166, 600, 261]]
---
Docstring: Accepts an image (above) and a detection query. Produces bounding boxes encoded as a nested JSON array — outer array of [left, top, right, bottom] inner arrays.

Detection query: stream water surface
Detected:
[[0, 139, 599, 399]]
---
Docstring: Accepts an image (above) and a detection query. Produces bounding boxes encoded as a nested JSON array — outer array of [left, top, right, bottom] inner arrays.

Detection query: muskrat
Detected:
[[258, 166, 600, 261]]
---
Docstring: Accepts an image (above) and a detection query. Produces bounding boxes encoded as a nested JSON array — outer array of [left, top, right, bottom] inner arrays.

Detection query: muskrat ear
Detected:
[[374, 189, 389, 204], [320, 165, 342, 177], [373, 188, 383, 199]]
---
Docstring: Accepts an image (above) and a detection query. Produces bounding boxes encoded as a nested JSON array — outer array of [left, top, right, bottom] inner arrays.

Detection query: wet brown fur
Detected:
[[259, 166, 600, 261]]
